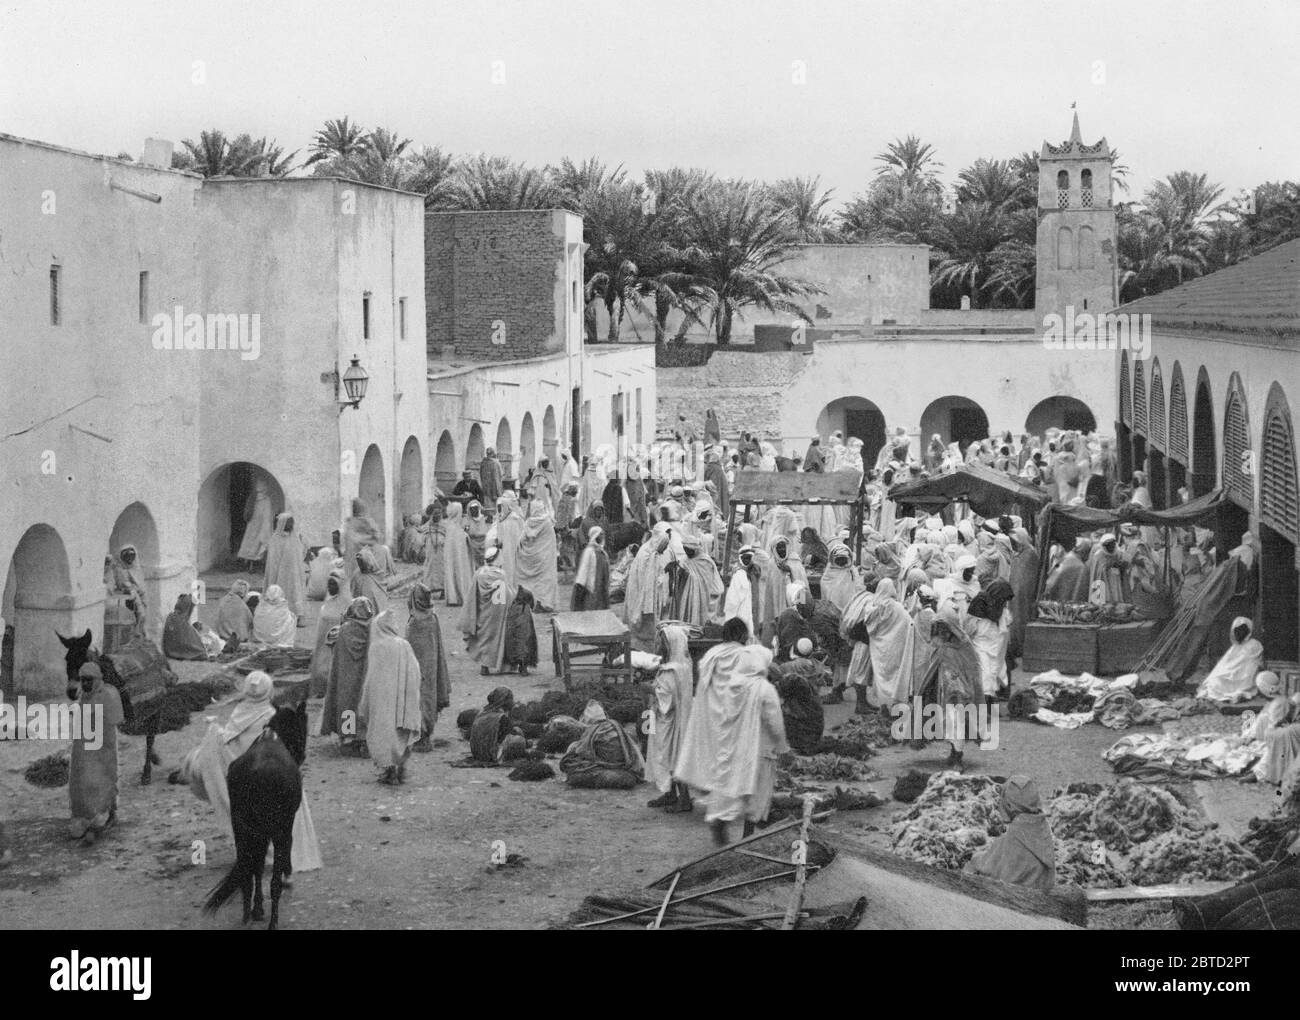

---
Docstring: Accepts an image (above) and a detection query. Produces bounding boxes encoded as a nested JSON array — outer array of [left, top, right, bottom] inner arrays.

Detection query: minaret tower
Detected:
[[1035, 109, 1119, 318]]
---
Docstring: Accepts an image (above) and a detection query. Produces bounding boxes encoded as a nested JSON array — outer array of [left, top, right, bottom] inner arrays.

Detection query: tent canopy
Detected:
[[887, 463, 1051, 519], [1036, 488, 1228, 548]]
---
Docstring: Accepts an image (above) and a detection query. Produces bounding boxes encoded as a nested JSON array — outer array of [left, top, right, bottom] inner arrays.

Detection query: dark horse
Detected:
[[59, 629, 165, 785], [203, 702, 306, 931]]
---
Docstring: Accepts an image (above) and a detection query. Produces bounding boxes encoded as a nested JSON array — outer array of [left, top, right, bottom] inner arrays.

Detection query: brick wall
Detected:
[[657, 351, 811, 444], [425, 211, 565, 361]]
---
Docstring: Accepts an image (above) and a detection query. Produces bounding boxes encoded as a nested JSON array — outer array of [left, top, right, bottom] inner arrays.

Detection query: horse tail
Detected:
[[202, 860, 249, 915]]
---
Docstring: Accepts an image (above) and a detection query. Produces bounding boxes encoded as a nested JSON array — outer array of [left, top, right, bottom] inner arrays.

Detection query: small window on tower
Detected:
[[1057, 170, 1069, 189], [1080, 169, 1093, 189], [1080, 168, 1093, 208], [398, 297, 407, 339], [50, 264, 61, 325], [139, 271, 149, 324]]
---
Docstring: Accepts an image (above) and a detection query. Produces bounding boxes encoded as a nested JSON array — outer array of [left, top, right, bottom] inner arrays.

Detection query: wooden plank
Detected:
[[651, 872, 680, 929], [577, 869, 800, 928], [732, 471, 862, 504], [658, 912, 805, 931], [1085, 881, 1236, 903]]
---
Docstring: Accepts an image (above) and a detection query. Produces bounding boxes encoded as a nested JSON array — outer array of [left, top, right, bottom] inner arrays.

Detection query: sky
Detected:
[[2, 0, 1297, 208]]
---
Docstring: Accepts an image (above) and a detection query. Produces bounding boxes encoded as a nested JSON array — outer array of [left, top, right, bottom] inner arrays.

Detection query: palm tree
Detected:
[[765, 176, 837, 241], [306, 116, 370, 165], [174, 130, 263, 177], [955, 158, 1021, 211], [366, 127, 411, 164], [229, 134, 298, 177], [929, 202, 1013, 308], [839, 176, 942, 243], [874, 135, 943, 195], [579, 180, 654, 342], [679, 182, 822, 344], [1245, 180, 1300, 251], [1119, 171, 1226, 297], [448, 154, 557, 210], [549, 156, 627, 212], [404, 145, 459, 209]]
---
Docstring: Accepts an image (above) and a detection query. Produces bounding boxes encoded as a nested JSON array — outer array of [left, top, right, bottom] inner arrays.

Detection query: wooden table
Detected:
[[551, 610, 634, 690]]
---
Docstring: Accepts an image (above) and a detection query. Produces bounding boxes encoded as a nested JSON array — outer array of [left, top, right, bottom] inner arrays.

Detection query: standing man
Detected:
[[479, 449, 503, 508], [675, 618, 789, 846]]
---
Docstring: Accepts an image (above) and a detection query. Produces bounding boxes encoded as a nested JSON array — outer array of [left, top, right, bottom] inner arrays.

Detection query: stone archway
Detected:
[[399, 436, 424, 518], [359, 444, 386, 541], [1192, 367, 1216, 497], [920, 395, 990, 460], [466, 424, 486, 477], [434, 430, 457, 498], [2, 524, 73, 696], [1024, 396, 1097, 437], [519, 412, 537, 477], [816, 396, 886, 468], [543, 405, 558, 463], [495, 417, 514, 484], [107, 501, 162, 641], [196, 462, 287, 572]]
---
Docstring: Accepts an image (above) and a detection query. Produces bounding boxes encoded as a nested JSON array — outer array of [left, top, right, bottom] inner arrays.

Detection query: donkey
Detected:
[[60, 630, 163, 785], [203, 702, 307, 931]]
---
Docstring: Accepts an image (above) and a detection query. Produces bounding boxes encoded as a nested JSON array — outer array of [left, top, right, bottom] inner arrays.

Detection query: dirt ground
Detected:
[[0, 572, 1273, 930]]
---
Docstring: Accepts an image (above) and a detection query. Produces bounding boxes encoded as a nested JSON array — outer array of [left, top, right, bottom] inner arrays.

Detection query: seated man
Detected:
[[964, 775, 1056, 892], [771, 638, 828, 755], [452, 470, 485, 507]]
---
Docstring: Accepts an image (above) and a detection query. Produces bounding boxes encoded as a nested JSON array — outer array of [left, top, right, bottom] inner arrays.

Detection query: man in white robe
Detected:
[[675, 619, 789, 845]]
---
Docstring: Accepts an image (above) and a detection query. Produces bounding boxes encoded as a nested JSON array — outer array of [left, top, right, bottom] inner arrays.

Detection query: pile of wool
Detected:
[[891, 771, 1006, 870], [830, 712, 894, 750], [1241, 814, 1300, 863], [1128, 831, 1259, 886], [787, 754, 876, 782], [1088, 781, 1193, 851], [25, 750, 70, 787], [1054, 838, 1129, 889], [812, 734, 878, 759]]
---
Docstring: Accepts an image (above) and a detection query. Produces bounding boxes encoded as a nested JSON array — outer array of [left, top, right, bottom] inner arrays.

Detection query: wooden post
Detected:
[[781, 797, 815, 930], [650, 871, 680, 929]]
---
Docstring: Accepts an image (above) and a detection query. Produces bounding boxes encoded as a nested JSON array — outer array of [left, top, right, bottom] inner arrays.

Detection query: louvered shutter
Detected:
[[1224, 390, 1253, 509], [1169, 371, 1188, 465], [1133, 361, 1147, 436], [1260, 409, 1298, 544], [1119, 355, 1132, 427], [1150, 364, 1166, 451]]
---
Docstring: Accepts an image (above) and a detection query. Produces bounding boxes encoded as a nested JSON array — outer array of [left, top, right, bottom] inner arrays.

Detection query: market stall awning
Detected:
[[731, 470, 862, 505], [1035, 487, 1228, 547], [887, 463, 1051, 518]]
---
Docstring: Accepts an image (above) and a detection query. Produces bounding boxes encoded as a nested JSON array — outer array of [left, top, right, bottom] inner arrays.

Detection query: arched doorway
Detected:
[[1219, 374, 1252, 561], [196, 462, 286, 571], [495, 418, 514, 485], [1259, 382, 1298, 661], [107, 502, 162, 640], [1168, 363, 1189, 502], [434, 430, 457, 498], [1024, 396, 1097, 437], [359, 444, 386, 541], [1118, 351, 1133, 480], [1149, 360, 1167, 508], [466, 424, 486, 478], [519, 412, 537, 476], [1192, 368, 1216, 497], [399, 436, 423, 518], [816, 397, 887, 468], [542, 405, 558, 463], [920, 396, 989, 461], [2, 524, 73, 695]]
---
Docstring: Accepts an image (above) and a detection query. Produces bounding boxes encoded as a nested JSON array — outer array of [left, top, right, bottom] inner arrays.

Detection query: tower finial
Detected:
[[1069, 105, 1081, 145]]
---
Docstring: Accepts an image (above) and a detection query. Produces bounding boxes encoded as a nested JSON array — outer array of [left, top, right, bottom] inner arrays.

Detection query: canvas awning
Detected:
[[887, 463, 1051, 520], [1035, 487, 1228, 547]]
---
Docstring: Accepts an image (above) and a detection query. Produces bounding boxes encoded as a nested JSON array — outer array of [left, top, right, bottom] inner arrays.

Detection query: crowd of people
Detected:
[[55, 408, 1293, 887]]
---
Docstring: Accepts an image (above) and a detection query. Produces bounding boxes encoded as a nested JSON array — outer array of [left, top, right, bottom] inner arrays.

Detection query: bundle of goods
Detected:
[[890, 771, 1005, 870], [24, 751, 70, 787], [233, 646, 313, 676], [1103, 730, 1265, 780], [786, 754, 877, 782], [1176, 861, 1300, 930], [892, 774, 1259, 889], [1035, 600, 1135, 625], [1026, 670, 1218, 731], [824, 712, 894, 752], [509, 680, 651, 728]]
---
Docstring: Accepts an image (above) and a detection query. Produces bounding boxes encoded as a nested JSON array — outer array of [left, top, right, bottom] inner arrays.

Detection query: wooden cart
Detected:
[[551, 610, 634, 690]]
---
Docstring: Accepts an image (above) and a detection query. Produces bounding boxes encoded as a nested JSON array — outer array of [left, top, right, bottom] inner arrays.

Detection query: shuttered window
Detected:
[[1223, 383, 1253, 509], [1119, 354, 1132, 427], [1169, 368, 1189, 465], [1150, 362, 1166, 450], [1260, 401, 1298, 544], [1133, 360, 1147, 436]]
